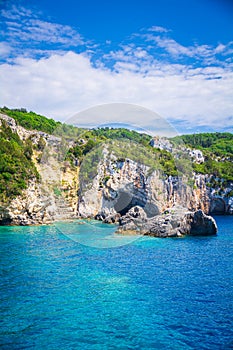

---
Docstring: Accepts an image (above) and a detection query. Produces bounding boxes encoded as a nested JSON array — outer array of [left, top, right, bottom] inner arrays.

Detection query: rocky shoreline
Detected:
[[0, 112, 231, 236], [117, 206, 217, 238]]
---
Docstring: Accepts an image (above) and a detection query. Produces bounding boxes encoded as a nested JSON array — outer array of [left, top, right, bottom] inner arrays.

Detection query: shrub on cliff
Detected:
[[0, 121, 39, 203]]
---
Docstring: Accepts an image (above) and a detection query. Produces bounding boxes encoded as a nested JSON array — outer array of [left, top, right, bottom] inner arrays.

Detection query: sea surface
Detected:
[[0, 216, 232, 349]]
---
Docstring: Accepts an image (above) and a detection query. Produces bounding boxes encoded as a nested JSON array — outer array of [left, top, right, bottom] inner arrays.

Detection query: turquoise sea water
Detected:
[[0, 216, 232, 349]]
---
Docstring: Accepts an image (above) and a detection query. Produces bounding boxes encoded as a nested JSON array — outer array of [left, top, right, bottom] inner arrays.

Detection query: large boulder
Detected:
[[180, 209, 217, 236], [118, 206, 148, 233]]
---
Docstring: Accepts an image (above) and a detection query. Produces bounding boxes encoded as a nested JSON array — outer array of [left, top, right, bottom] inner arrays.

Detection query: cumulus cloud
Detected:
[[0, 51, 232, 133], [0, 4, 232, 133]]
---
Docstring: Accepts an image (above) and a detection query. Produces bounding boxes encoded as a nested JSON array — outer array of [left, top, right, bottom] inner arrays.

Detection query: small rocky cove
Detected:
[[0, 112, 232, 237]]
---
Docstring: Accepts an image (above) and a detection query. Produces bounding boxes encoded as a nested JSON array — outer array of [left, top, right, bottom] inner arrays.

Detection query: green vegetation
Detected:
[[79, 139, 180, 190], [1, 107, 232, 200], [91, 127, 151, 146], [0, 107, 84, 138], [68, 128, 178, 178], [193, 159, 232, 181], [0, 107, 59, 134], [172, 132, 233, 159], [53, 187, 62, 197], [171, 133, 233, 181], [79, 145, 104, 189], [0, 108, 178, 179], [0, 121, 39, 203]]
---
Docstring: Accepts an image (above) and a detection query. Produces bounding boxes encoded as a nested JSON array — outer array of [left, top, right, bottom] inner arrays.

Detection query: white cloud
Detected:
[[0, 51, 232, 133], [1, 5, 33, 20], [143, 33, 233, 64], [0, 42, 11, 57], [1, 5, 232, 133], [1, 4, 86, 57], [8, 20, 83, 46], [214, 43, 226, 54], [148, 26, 170, 33], [152, 36, 193, 56]]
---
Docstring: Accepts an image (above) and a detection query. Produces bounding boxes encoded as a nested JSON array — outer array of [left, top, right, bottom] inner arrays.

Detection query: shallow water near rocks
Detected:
[[0, 216, 232, 349]]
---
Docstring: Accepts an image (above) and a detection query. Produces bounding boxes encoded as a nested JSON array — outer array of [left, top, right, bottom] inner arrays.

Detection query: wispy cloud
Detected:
[[148, 26, 170, 33], [0, 4, 86, 60], [142, 32, 233, 64], [0, 42, 11, 57], [7, 19, 84, 45], [1, 5, 33, 20]]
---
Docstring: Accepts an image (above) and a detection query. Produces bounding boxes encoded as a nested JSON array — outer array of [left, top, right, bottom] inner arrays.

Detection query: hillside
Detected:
[[0, 107, 84, 139], [0, 108, 232, 226], [0, 119, 39, 203], [171, 133, 233, 181], [172, 132, 233, 159]]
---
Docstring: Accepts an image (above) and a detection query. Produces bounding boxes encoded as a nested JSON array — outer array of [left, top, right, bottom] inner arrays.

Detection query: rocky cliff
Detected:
[[0, 112, 232, 230], [78, 147, 232, 221], [0, 113, 78, 225]]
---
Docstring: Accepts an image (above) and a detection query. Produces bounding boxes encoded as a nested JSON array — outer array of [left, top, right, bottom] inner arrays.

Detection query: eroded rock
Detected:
[[117, 206, 217, 238]]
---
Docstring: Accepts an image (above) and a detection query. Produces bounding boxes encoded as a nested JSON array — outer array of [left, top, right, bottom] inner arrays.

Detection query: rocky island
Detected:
[[0, 108, 232, 237]]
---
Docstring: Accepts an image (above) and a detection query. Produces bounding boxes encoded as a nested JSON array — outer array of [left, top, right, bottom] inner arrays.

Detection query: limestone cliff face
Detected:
[[0, 180, 47, 225], [0, 157, 79, 225], [0, 113, 78, 225], [78, 150, 214, 221], [0, 113, 232, 225]]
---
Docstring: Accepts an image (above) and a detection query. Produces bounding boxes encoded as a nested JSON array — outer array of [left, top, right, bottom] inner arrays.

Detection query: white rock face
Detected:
[[150, 137, 173, 152], [188, 149, 205, 163], [0, 180, 48, 225], [0, 113, 232, 225], [77, 148, 211, 220]]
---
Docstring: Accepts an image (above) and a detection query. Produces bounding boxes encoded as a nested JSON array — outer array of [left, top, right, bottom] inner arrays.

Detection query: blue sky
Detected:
[[0, 0, 232, 134]]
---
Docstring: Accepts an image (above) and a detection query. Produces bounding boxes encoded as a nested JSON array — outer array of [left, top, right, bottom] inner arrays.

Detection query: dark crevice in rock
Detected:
[[0, 218, 13, 225], [210, 198, 226, 215]]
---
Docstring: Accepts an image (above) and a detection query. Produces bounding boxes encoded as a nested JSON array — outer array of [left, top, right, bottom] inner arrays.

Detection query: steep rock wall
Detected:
[[0, 113, 232, 225], [78, 153, 212, 221], [0, 113, 79, 225]]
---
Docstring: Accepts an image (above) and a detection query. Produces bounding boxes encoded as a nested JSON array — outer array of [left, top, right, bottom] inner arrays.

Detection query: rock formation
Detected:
[[78, 152, 210, 220], [117, 206, 217, 237], [0, 113, 78, 225], [0, 112, 232, 234]]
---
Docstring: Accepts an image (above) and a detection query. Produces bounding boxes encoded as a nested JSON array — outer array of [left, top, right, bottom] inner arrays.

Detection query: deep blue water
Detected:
[[0, 216, 232, 349]]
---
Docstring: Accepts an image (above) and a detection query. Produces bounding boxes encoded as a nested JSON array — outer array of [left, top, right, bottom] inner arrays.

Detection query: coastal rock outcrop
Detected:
[[78, 151, 211, 220], [117, 206, 217, 237], [180, 209, 217, 236], [0, 180, 49, 225]]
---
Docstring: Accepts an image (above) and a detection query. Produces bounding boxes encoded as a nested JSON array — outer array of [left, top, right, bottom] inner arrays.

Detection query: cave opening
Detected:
[[210, 198, 226, 215], [114, 191, 134, 216]]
